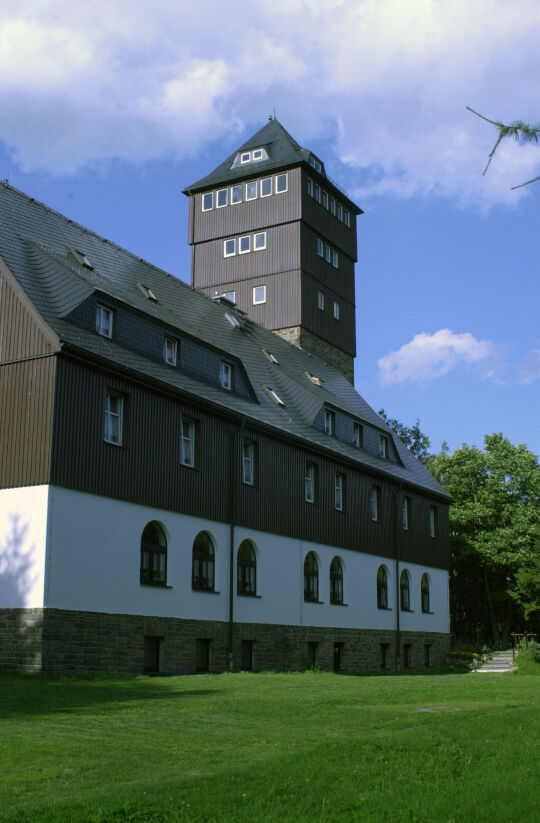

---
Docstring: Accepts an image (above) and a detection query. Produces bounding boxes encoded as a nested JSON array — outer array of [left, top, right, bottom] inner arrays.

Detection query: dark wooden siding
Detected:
[[192, 222, 301, 289], [199, 269, 303, 329], [51, 356, 449, 570], [0, 263, 57, 362], [192, 168, 302, 244], [0, 357, 56, 488], [300, 169, 358, 260], [300, 224, 355, 301]]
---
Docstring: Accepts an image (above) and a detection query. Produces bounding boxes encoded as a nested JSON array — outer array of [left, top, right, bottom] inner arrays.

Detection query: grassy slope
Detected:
[[1, 671, 538, 822]]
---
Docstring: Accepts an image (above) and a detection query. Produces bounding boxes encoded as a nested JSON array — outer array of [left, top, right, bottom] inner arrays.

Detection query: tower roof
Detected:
[[183, 118, 361, 212]]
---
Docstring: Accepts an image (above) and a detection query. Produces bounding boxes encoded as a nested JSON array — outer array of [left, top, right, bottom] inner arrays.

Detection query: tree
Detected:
[[429, 434, 540, 646], [467, 107, 540, 188], [378, 410, 432, 464]]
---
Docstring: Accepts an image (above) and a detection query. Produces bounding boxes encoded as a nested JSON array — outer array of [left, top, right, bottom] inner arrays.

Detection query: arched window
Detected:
[[192, 532, 215, 591], [377, 565, 388, 609], [400, 570, 411, 611], [304, 552, 318, 602], [330, 557, 343, 604], [140, 522, 167, 586], [237, 540, 256, 595], [421, 573, 431, 613]]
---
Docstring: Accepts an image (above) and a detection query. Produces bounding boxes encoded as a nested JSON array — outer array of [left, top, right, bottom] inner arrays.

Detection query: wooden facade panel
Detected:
[[300, 274, 356, 357], [0, 357, 56, 488], [192, 168, 302, 244], [0, 271, 55, 362], [192, 223, 301, 289], [300, 224, 356, 302], [51, 356, 449, 569], [300, 169, 358, 260], [199, 269, 302, 329]]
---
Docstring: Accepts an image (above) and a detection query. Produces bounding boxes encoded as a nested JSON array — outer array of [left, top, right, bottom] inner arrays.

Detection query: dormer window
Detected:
[[164, 337, 177, 366], [324, 410, 335, 436], [309, 155, 322, 173], [96, 305, 113, 338], [252, 149, 263, 160], [220, 361, 232, 390], [236, 147, 268, 166], [379, 435, 389, 459], [241, 152, 251, 163]]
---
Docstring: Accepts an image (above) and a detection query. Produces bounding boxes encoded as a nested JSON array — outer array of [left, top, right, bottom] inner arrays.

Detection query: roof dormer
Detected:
[[231, 147, 269, 169]]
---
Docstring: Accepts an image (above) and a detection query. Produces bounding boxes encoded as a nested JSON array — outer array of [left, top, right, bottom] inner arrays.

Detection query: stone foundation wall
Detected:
[[273, 327, 354, 384], [0, 608, 449, 675]]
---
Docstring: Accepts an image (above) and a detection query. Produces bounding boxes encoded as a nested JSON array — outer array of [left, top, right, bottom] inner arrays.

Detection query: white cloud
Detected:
[[519, 350, 540, 384], [0, 0, 539, 207], [377, 329, 506, 385]]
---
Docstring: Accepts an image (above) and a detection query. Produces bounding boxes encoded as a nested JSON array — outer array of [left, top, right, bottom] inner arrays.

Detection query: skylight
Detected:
[[71, 248, 93, 270], [262, 349, 279, 365], [306, 371, 323, 386], [137, 282, 158, 302], [225, 312, 240, 329], [263, 385, 284, 406]]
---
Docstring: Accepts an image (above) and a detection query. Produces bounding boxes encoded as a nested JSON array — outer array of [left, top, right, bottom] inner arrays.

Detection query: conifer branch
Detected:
[[467, 106, 540, 184]]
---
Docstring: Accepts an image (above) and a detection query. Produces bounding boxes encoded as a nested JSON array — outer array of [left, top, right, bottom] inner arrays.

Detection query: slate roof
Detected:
[[183, 118, 362, 212], [0, 180, 450, 501]]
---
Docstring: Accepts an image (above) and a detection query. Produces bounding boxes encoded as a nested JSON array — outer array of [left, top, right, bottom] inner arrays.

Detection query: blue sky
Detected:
[[1, 0, 539, 456]]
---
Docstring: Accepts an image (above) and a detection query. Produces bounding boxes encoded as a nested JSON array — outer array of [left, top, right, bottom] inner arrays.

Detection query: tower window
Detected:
[[307, 178, 313, 197], [325, 244, 331, 263], [276, 173, 287, 193], [333, 301, 340, 320], [322, 191, 328, 209], [337, 203, 343, 221], [216, 189, 228, 207], [253, 285, 266, 305], [252, 148, 264, 161], [239, 235, 251, 254], [332, 250, 339, 268], [330, 197, 336, 215], [261, 177, 272, 197], [202, 192, 213, 211], [231, 185, 242, 204], [254, 232, 266, 250], [317, 238, 324, 257], [241, 152, 251, 163], [344, 209, 351, 228], [224, 238, 236, 257], [317, 290, 325, 311], [314, 184, 321, 203], [246, 181, 257, 200]]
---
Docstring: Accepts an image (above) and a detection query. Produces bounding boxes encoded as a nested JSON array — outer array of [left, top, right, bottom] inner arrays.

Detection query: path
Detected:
[[474, 649, 516, 673]]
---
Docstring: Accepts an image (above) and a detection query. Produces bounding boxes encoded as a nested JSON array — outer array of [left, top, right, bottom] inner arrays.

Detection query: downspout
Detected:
[[228, 417, 246, 670], [395, 481, 403, 672]]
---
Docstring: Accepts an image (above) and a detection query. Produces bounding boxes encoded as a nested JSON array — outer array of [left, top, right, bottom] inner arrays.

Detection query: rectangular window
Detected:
[[253, 285, 266, 304], [371, 486, 379, 521], [239, 235, 250, 254], [180, 418, 195, 467], [224, 238, 236, 257], [254, 232, 266, 250], [242, 439, 255, 485], [317, 290, 325, 311], [379, 434, 389, 459], [335, 472, 345, 511], [344, 209, 350, 228], [216, 188, 228, 207], [430, 506, 438, 537], [96, 305, 113, 338], [246, 181, 257, 200], [104, 390, 123, 445], [222, 291, 236, 303], [305, 462, 316, 503], [231, 185, 242, 204], [317, 238, 324, 257], [202, 192, 213, 211], [220, 361, 232, 390], [322, 191, 328, 209], [307, 178, 313, 197], [402, 497, 410, 530], [241, 152, 251, 163], [324, 409, 335, 436], [333, 301, 340, 320], [314, 184, 321, 203], [330, 197, 336, 216], [164, 337, 177, 366], [354, 423, 363, 448], [325, 244, 331, 263], [332, 250, 339, 268], [261, 177, 272, 197], [337, 203, 343, 221], [252, 148, 263, 160], [276, 173, 288, 193]]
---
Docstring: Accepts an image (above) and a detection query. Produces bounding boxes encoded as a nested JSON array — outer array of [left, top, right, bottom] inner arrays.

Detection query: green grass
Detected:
[[514, 644, 540, 676], [1, 669, 538, 822]]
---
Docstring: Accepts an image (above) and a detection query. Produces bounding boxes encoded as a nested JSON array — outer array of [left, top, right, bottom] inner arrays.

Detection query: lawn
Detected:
[[1, 668, 538, 822]]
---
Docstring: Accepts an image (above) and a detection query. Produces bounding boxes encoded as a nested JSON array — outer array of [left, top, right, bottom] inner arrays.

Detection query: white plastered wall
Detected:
[[0, 485, 49, 608], [45, 486, 449, 633]]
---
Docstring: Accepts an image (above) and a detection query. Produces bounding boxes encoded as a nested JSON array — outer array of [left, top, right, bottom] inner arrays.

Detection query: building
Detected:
[[0, 119, 451, 675]]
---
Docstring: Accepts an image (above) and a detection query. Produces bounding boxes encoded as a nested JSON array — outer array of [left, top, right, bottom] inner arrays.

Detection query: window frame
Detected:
[[222, 290, 236, 303], [430, 505, 438, 538], [202, 191, 213, 211], [330, 557, 344, 605], [96, 305, 114, 338], [240, 151, 251, 164], [242, 439, 255, 486], [317, 290, 325, 311], [220, 361, 232, 390], [400, 570, 411, 611], [216, 188, 228, 208], [180, 417, 196, 468], [231, 184, 242, 204], [371, 485, 380, 521], [333, 301, 340, 320], [104, 389, 123, 446], [317, 238, 324, 257], [276, 173, 288, 193], [377, 566, 388, 609], [421, 573, 431, 613], [402, 496, 410, 530], [354, 422, 363, 449], [314, 184, 321, 203], [140, 522, 167, 587], [192, 532, 215, 592], [379, 434, 389, 459], [305, 461, 316, 503], [224, 238, 236, 257], [253, 285, 266, 305], [324, 409, 335, 436], [304, 552, 319, 603], [246, 180, 257, 200], [237, 540, 257, 596], [307, 178, 313, 197], [325, 244, 331, 263], [254, 231, 266, 251], [322, 190, 328, 209], [163, 336, 178, 366], [260, 177, 272, 197], [239, 235, 251, 254], [332, 249, 339, 268], [334, 472, 345, 511]]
